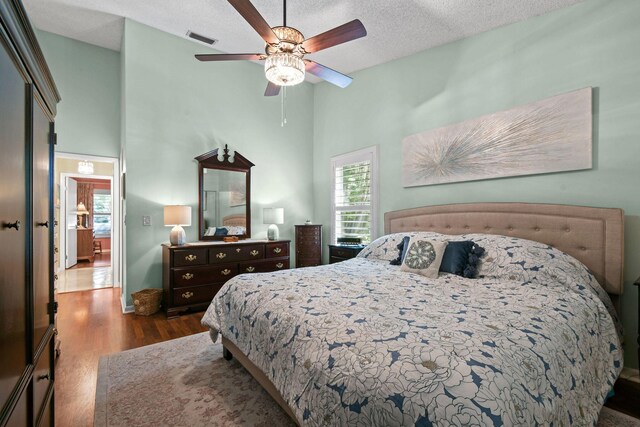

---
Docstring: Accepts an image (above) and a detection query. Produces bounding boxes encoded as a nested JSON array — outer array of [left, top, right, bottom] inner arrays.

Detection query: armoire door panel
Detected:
[[32, 96, 52, 349], [0, 40, 28, 412]]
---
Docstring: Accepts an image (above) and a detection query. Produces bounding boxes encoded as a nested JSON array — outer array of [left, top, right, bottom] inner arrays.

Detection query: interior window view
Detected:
[[1, 1, 639, 426]]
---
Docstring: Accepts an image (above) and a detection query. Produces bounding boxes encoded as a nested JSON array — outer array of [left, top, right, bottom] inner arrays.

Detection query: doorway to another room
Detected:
[[55, 154, 121, 294]]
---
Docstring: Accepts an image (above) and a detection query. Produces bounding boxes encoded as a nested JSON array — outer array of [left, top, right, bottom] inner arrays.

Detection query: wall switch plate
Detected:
[[142, 216, 151, 226]]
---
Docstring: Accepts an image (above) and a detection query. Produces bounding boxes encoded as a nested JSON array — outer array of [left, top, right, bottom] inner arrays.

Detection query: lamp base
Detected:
[[267, 224, 279, 241], [170, 225, 187, 245]]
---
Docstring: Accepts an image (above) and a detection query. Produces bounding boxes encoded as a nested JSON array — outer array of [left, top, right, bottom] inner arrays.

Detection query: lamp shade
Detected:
[[263, 207, 284, 225], [77, 202, 89, 215], [164, 205, 191, 226]]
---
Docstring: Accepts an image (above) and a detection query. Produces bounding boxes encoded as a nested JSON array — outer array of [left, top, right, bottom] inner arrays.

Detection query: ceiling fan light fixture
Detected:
[[265, 52, 305, 87]]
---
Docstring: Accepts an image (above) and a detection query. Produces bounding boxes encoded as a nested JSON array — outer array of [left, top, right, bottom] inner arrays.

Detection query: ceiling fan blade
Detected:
[[301, 19, 367, 54], [195, 53, 264, 61], [227, 0, 280, 45], [264, 81, 281, 97], [305, 60, 353, 88]]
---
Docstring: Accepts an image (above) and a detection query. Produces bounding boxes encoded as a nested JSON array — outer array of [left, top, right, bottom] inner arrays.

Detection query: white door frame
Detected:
[[56, 153, 121, 288]]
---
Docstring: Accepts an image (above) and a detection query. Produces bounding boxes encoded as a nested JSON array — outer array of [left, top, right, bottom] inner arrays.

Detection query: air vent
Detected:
[[186, 31, 217, 46]]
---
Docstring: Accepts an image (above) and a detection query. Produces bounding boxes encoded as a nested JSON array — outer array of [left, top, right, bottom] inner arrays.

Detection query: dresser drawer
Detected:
[[328, 245, 364, 264], [173, 283, 224, 306], [209, 244, 264, 263], [239, 259, 289, 274], [265, 242, 289, 258], [330, 247, 355, 259], [173, 264, 238, 287], [33, 340, 53, 422], [173, 248, 208, 266]]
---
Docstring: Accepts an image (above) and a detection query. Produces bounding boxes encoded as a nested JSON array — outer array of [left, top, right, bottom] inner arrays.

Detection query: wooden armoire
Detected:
[[0, 1, 60, 426]]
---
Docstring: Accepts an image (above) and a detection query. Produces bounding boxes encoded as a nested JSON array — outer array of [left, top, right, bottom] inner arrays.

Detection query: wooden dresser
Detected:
[[162, 240, 290, 318], [76, 228, 94, 262], [295, 224, 322, 267]]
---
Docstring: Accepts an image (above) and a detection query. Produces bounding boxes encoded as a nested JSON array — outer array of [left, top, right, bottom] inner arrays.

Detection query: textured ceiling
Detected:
[[24, 0, 584, 83]]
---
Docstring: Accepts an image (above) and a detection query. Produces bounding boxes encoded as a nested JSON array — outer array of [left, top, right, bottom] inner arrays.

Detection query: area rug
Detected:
[[95, 332, 640, 427]]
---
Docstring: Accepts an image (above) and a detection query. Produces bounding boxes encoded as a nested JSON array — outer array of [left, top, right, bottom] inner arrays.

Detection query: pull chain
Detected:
[[281, 86, 287, 127]]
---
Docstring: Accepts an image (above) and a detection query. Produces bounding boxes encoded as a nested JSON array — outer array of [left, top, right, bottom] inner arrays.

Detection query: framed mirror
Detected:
[[196, 145, 254, 240]]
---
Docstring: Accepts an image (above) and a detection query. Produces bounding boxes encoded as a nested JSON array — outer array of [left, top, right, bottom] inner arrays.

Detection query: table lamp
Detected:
[[77, 202, 90, 228], [164, 205, 191, 245], [263, 207, 284, 241]]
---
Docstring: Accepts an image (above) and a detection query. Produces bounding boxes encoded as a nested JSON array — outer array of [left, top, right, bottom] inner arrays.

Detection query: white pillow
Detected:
[[400, 237, 448, 279]]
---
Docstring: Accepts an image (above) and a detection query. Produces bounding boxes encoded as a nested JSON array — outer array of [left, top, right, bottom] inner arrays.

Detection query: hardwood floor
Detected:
[[68, 252, 111, 269], [55, 287, 207, 426]]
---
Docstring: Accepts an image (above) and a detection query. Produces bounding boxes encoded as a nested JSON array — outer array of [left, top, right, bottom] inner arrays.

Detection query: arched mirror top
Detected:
[[196, 145, 254, 240]]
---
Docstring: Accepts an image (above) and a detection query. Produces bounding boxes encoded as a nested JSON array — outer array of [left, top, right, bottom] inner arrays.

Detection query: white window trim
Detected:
[[330, 146, 379, 245]]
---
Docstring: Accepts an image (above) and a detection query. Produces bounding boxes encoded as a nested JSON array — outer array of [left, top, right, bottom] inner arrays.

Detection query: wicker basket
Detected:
[[131, 289, 162, 316]]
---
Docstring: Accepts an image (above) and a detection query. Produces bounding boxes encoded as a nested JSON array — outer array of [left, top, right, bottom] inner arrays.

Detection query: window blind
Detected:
[[334, 160, 373, 244]]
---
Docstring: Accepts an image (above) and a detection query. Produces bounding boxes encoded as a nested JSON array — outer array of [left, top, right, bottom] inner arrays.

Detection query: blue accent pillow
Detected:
[[213, 227, 228, 236], [389, 236, 411, 265], [463, 243, 486, 278], [440, 241, 475, 276]]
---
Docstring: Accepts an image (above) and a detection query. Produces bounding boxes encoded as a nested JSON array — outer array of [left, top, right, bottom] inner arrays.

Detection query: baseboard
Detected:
[[120, 293, 134, 314], [620, 367, 640, 384]]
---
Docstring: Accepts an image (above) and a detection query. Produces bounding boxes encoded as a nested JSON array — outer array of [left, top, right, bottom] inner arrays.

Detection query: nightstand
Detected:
[[328, 244, 365, 264]]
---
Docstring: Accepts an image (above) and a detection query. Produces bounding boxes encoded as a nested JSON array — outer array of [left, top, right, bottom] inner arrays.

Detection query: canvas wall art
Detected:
[[402, 87, 592, 187]]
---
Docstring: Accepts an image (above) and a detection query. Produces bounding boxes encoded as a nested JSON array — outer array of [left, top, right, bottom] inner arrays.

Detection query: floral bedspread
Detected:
[[202, 233, 622, 426]]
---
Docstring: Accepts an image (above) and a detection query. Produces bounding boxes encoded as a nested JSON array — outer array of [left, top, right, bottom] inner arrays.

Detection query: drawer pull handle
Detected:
[[276, 263, 284, 268], [246, 266, 255, 272], [37, 373, 50, 381], [273, 248, 282, 254], [236, 248, 241, 253], [221, 269, 232, 276], [182, 291, 194, 299], [216, 252, 227, 259], [250, 250, 259, 256], [185, 254, 197, 262], [37, 220, 49, 228], [182, 273, 194, 280], [4, 220, 20, 231]]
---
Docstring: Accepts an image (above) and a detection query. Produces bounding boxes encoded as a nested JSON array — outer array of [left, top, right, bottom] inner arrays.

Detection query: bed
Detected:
[[202, 203, 625, 426]]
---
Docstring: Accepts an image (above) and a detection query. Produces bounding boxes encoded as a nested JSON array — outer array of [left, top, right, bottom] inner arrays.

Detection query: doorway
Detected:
[[55, 153, 121, 294]]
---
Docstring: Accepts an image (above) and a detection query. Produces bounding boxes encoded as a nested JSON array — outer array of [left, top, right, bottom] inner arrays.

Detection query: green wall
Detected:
[[313, 0, 640, 368], [121, 20, 315, 305], [37, 31, 121, 157]]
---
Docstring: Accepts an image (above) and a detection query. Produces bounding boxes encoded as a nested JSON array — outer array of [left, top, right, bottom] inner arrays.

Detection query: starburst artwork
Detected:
[[402, 87, 592, 187]]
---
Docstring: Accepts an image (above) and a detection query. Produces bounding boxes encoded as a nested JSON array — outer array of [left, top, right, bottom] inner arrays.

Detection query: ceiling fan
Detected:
[[195, 0, 367, 96]]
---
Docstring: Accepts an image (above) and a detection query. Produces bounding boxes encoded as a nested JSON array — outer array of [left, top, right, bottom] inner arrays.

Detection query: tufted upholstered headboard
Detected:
[[222, 214, 246, 227], [385, 203, 624, 295]]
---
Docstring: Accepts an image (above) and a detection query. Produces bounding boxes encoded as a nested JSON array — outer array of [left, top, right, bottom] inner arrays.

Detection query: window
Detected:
[[93, 189, 112, 237], [331, 146, 378, 245]]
